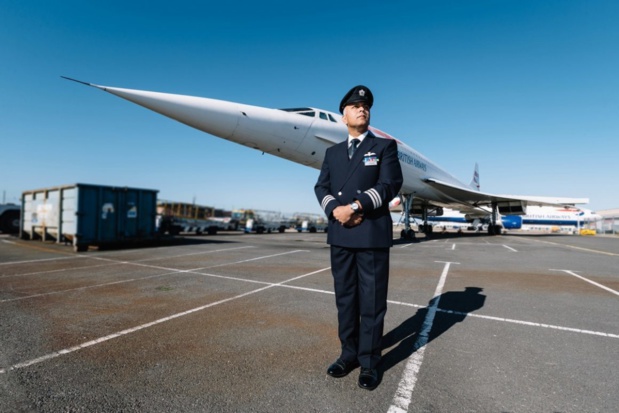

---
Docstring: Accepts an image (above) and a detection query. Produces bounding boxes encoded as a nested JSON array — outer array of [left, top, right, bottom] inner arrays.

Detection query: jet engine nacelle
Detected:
[[501, 215, 523, 229]]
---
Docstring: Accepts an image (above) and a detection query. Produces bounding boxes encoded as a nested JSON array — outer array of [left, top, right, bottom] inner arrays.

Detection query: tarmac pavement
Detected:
[[1, 230, 617, 412]]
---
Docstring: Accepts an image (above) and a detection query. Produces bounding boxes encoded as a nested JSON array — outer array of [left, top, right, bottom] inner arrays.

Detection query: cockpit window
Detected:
[[279, 107, 315, 117], [280, 107, 313, 112], [280, 107, 339, 122]]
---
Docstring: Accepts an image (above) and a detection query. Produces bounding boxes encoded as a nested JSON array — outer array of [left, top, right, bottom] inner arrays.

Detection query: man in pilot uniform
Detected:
[[315, 85, 403, 390]]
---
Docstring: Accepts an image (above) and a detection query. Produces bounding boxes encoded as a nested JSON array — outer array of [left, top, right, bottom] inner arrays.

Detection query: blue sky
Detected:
[[2, 0, 618, 215]]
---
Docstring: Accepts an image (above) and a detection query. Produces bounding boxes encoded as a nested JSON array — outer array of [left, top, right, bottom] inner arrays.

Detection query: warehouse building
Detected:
[[596, 208, 619, 235]]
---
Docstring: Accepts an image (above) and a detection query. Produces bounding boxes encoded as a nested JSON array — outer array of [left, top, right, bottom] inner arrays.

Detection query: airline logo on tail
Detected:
[[470, 163, 480, 191]]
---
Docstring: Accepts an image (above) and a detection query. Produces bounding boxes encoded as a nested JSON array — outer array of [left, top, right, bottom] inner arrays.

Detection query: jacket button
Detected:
[[337, 192, 342, 196], [357, 190, 361, 194]]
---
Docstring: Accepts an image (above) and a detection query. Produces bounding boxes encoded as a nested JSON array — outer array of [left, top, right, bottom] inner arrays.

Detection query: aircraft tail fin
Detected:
[[469, 163, 480, 191]]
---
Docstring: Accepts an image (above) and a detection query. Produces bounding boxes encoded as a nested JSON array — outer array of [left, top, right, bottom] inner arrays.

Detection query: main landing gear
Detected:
[[399, 193, 421, 241]]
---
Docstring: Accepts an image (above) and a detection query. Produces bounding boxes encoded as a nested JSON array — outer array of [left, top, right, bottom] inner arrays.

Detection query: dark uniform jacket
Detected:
[[315, 131, 403, 248]]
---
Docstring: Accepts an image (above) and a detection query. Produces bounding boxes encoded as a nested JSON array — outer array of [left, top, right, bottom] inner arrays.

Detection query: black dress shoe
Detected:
[[358, 367, 379, 390], [327, 358, 359, 378]]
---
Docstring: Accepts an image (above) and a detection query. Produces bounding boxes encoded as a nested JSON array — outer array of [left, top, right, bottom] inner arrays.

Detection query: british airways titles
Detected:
[[397, 150, 427, 172]]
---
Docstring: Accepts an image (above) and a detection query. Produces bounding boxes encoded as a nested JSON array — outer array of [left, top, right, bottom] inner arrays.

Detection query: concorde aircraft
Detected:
[[62, 77, 588, 238]]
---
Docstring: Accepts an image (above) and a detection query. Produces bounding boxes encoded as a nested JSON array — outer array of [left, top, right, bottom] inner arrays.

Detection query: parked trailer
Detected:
[[21, 184, 158, 252]]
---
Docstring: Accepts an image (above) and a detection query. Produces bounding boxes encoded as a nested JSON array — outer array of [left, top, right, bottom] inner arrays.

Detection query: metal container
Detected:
[[21, 183, 158, 252]]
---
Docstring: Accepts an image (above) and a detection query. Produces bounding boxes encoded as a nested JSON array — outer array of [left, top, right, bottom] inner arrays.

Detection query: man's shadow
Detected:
[[381, 287, 486, 372]]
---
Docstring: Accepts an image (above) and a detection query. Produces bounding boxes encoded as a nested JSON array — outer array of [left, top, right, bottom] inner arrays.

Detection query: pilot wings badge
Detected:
[[363, 152, 378, 166]]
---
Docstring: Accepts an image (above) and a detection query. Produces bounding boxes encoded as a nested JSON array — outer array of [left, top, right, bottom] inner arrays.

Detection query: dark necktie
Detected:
[[348, 139, 360, 159]]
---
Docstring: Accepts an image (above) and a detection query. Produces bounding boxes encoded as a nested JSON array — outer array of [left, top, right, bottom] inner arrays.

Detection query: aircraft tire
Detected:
[[74, 242, 89, 252], [1, 211, 20, 234], [401, 229, 416, 240]]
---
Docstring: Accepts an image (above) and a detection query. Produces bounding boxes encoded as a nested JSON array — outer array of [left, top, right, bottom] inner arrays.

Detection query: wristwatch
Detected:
[[350, 202, 360, 213]]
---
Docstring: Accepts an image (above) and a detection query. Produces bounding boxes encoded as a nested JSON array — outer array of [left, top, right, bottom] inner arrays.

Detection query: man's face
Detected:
[[342, 102, 370, 129]]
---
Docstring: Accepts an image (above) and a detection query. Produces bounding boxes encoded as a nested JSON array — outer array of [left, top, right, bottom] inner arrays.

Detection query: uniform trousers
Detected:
[[330, 245, 390, 369]]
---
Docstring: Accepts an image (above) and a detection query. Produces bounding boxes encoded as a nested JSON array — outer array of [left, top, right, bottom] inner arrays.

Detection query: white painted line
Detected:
[[437, 308, 619, 339], [3, 256, 617, 378], [0, 271, 180, 303], [0, 249, 309, 304], [0, 266, 331, 374], [550, 269, 619, 297], [201, 249, 307, 269], [451, 243, 456, 250], [1, 246, 256, 275], [133, 246, 255, 262], [502, 244, 518, 252], [388, 261, 456, 413], [518, 238, 619, 257], [89, 249, 307, 273], [2, 240, 15, 244], [193, 272, 278, 286], [0, 255, 85, 266], [274, 285, 619, 340], [0, 262, 123, 279]]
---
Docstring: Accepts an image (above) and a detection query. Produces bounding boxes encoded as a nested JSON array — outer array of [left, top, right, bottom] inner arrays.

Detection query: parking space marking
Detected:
[[0, 271, 179, 303], [437, 308, 619, 339], [274, 283, 619, 341], [0, 266, 331, 374], [133, 246, 256, 262], [388, 261, 456, 413], [3, 234, 617, 410], [550, 269, 619, 297], [0, 255, 85, 266], [0, 249, 310, 304], [519, 238, 619, 257], [202, 250, 308, 269], [0, 262, 123, 279]]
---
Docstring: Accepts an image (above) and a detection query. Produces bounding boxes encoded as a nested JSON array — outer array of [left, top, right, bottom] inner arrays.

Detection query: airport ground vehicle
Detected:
[[0, 203, 20, 234], [157, 201, 234, 235], [293, 213, 328, 233], [231, 209, 287, 234]]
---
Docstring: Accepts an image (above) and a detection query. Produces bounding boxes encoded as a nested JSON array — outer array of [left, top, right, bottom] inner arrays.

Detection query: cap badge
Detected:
[[359, 89, 366, 97]]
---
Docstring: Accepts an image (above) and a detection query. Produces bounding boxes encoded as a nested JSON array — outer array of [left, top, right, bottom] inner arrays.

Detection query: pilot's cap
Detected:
[[339, 85, 373, 114]]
